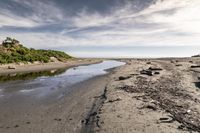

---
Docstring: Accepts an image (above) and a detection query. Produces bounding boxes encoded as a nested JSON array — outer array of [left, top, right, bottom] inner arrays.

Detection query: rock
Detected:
[[186, 110, 191, 114], [146, 62, 151, 64], [54, 118, 62, 121], [140, 70, 153, 76], [171, 60, 175, 63], [107, 98, 122, 103], [178, 125, 186, 130], [176, 64, 182, 67], [154, 72, 160, 75], [189, 61, 193, 63], [118, 76, 131, 80], [148, 67, 163, 71], [8, 66, 16, 69], [14, 125, 19, 128]]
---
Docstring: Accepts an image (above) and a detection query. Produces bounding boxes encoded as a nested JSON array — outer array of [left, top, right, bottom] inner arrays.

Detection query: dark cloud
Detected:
[[0, 0, 156, 18]]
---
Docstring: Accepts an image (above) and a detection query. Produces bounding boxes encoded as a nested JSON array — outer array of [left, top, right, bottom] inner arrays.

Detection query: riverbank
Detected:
[[90, 57, 200, 133], [0, 59, 102, 75]]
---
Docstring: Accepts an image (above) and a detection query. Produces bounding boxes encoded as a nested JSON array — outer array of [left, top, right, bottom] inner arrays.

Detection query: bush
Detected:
[[0, 37, 72, 64]]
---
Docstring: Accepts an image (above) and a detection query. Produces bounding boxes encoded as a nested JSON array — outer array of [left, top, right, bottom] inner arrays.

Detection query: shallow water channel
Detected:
[[0, 60, 125, 102]]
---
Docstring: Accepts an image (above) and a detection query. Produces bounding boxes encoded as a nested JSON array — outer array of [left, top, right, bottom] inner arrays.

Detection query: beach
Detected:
[[89, 58, 200, 133], [1, 58, 200, 133]]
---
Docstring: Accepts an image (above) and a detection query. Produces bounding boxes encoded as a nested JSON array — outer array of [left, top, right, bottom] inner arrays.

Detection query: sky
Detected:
[[0, 0, 200, 58]]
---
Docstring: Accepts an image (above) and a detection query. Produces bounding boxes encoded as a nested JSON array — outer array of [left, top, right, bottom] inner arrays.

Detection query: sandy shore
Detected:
[[2, 57, 200, 133], [85, 57, 200, 133], [0, 59, 102, 75]]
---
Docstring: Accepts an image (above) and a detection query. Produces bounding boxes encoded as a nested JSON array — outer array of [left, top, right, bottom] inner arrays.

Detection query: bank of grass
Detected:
[[0, 37, 72, 64]]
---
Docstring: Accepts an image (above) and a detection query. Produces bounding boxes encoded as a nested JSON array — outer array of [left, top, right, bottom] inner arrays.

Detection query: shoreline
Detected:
[[0, 59, 103, 76], [1, 58, 200, 133]]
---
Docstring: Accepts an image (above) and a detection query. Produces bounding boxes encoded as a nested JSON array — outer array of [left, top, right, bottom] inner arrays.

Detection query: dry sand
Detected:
[[85, 58, 200, 133]]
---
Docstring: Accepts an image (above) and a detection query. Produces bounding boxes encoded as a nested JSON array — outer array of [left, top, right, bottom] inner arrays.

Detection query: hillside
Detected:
[[0, 37, 72, 64]]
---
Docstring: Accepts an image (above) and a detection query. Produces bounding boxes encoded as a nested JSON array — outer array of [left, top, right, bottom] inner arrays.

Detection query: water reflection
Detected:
[[0, 69, 66, 82], [0, 60, 125, 100]]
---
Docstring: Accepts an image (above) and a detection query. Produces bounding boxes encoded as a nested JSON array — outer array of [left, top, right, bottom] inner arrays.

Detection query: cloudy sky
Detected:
[[0, 0, 200, 57]]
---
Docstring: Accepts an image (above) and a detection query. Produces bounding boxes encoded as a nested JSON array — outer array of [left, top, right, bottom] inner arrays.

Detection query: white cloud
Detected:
[[0, 9, 38, 27], [1, 0, 200, 57]]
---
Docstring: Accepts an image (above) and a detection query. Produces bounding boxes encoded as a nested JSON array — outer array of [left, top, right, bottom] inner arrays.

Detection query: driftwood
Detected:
[[140, 70, 153, 76], [118, 76, 131, 81], [191, 65, 200, 68], [118, 75, 200, 132]]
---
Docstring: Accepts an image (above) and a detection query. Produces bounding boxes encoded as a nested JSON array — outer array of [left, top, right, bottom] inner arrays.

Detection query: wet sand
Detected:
[[0, 74, 110, 133]]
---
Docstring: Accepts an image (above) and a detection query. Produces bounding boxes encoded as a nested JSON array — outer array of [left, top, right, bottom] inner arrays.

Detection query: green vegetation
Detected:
[[0, 37, 72, 64]]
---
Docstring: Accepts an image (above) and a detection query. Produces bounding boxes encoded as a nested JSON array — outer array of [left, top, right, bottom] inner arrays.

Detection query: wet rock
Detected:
[[140, 70, 153, 76]]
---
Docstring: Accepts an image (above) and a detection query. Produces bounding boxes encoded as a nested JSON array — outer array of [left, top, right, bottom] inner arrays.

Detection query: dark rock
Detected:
[[146, 62, 151, 64], [107, 98, 122, 103], [54, 118, 62, 121], [154, 72, 160, 75], [189, 61, 193, 63], [140, 70, 153, 76], [148, 67, 163, 71], [176, 64, 182, 67], [118, 76, 131, 81], [178, 125, 186, 130], [8, 66, 16, 69], [81, 120, 85, 123], [14, 125, 19, 128]]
